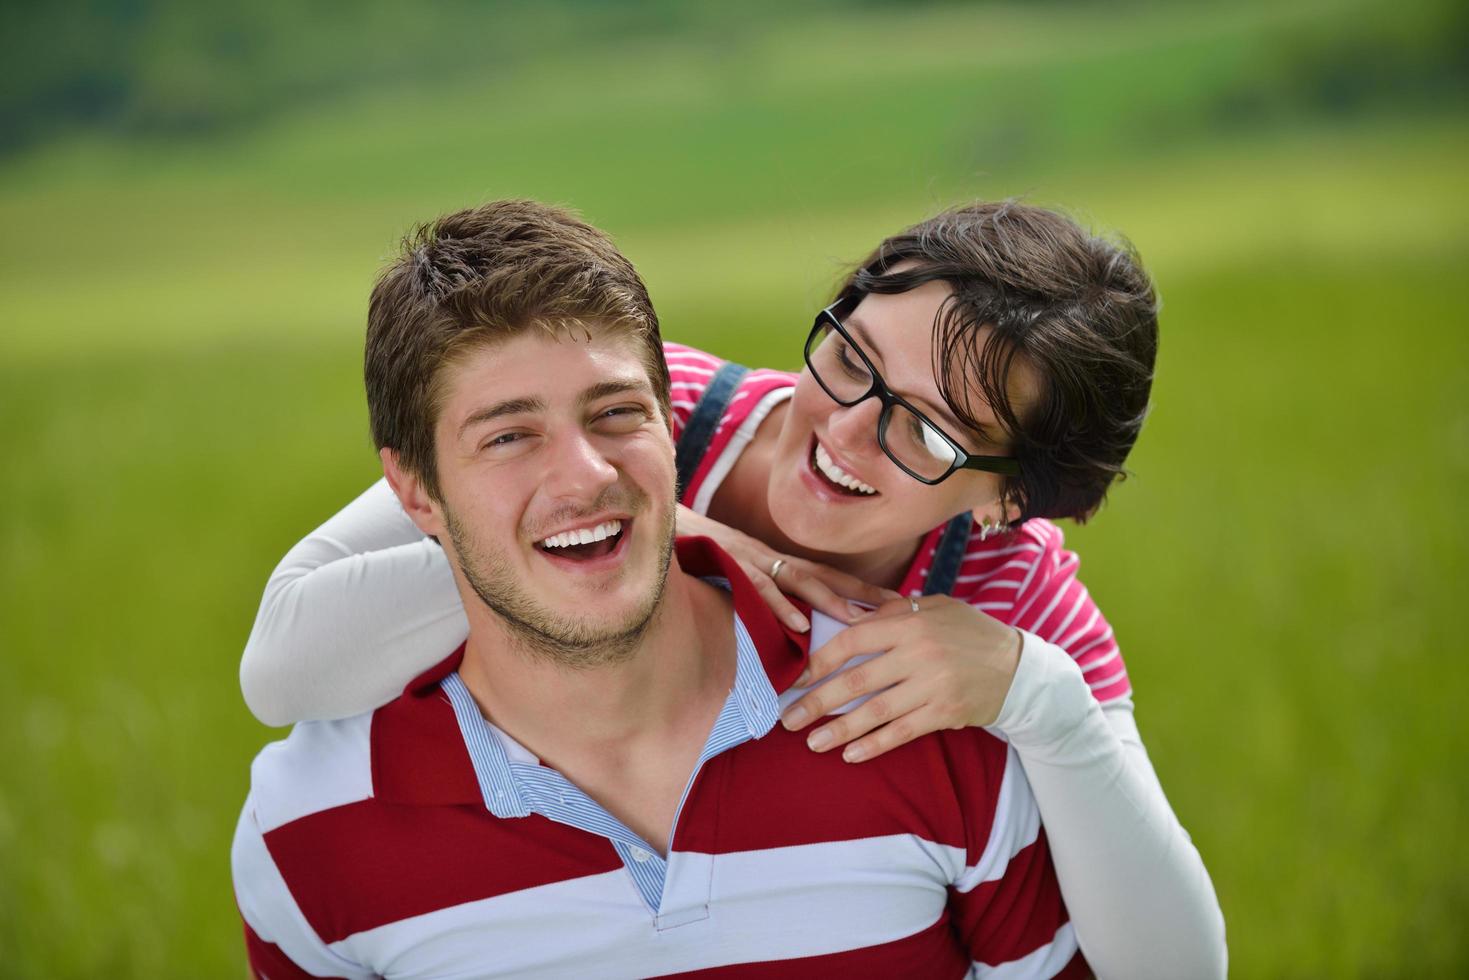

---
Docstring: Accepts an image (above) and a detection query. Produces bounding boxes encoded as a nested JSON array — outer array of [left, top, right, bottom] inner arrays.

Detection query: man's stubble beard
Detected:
[[443, 490, 677, 670]]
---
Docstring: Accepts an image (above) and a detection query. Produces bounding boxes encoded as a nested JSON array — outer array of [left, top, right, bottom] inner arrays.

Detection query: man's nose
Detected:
[[543, 429, 619, 501], [825, 397, 883, 457]]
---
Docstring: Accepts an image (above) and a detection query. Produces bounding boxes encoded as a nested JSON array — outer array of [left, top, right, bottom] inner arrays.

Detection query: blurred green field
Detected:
[[2, 1, 1467, 976]]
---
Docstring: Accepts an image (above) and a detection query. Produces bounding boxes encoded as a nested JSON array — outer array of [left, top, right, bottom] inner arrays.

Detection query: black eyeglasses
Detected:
[[803, 301, 1021, 485]]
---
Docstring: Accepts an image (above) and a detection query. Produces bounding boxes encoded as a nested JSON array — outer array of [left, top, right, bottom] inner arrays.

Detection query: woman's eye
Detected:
[[918, 421, 953, 461], [835, 340, 867, 380]]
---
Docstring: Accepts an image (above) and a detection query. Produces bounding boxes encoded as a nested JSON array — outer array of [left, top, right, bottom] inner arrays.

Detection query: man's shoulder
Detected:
[[247, 711, 377, 835]]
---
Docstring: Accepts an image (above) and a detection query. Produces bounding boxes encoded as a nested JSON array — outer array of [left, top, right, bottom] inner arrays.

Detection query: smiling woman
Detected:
[[240, 199, 1226, 979]]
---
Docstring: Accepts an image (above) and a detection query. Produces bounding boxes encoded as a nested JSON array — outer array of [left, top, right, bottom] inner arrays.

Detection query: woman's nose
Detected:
[[824, 397, 884, 456]]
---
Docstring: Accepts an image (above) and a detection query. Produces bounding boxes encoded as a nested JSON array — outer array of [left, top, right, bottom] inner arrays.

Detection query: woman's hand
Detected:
[[778, 594, 1023, 762], [676, 504, 896, 632]]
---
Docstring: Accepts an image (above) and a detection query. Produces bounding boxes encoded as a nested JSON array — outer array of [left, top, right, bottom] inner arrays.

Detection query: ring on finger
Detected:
[[908, 596, 920, 614], [769, 558, 786, 581]]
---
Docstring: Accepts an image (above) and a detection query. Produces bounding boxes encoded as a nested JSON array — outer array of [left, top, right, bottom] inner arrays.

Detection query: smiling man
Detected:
[[230, 201, 1086, 978]]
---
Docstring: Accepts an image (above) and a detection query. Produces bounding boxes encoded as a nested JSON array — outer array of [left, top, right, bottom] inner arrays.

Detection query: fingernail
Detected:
[[843, 743, 866, 763], [808, 729, 833, 752], [786, 610, 810, 632], [881, 589, 903, 600], [781, 705, 809, 730], [794, 668, 812, 687], [847, 601, 872, 622]]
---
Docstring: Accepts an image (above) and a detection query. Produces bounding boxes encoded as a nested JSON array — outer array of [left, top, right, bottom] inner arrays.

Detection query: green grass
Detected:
[[1, 0, 1466, 974], [1069, 248, 1469, 976]]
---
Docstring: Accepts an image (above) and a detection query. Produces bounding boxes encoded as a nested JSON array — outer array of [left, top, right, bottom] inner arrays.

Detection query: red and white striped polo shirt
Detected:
[[233, 538, 1086, 979], [666, 342, 1131, 705]]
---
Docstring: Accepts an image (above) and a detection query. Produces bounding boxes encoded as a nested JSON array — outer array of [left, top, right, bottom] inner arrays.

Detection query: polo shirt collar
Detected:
[[372, 535, 809, 809]]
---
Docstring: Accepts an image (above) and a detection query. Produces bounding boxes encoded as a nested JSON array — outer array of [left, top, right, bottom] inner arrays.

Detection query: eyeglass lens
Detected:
[[805, 321, 959, 481]]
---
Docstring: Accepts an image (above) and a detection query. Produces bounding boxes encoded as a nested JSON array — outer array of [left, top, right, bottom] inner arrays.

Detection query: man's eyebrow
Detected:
[[846, 317, 986, 442], [457, 397, 546, 438], [578, 378, 656, 405], [457, 379, 654, 438]]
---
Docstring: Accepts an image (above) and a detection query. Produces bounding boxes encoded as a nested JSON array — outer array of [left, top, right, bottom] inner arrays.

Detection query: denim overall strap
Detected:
[[922, 511, 974, 596], [675, 361, 750, 501]]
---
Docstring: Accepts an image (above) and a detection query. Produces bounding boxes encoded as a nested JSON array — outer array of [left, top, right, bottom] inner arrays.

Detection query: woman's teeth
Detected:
[[539, 520, 622, 550], [814, 443, 877, 495]]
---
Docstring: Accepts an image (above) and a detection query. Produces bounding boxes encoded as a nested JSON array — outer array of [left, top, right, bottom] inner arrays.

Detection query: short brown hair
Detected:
[[365, 200, 670, 499], [836, 200, 1158, 523]]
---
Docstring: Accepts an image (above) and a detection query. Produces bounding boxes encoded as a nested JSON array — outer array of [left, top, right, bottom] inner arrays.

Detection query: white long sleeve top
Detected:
[[240, 479, 1226, 979]]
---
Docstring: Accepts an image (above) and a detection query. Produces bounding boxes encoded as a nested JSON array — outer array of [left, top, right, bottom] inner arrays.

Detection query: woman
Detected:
[[240, 201, 1225, 978]]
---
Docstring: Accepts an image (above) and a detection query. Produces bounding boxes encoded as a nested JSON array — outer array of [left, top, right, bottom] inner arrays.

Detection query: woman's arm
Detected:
[[997, 632, 1227, 980], [782, 602, 1226, 980], [239, 479, 467, 726]]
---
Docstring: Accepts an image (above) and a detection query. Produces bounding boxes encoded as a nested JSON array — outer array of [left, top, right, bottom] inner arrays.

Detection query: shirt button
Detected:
[[631, 847, 651, 863]]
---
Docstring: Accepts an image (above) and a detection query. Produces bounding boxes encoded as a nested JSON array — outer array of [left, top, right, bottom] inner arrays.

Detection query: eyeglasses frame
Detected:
[[803, 300, 1022, 485]]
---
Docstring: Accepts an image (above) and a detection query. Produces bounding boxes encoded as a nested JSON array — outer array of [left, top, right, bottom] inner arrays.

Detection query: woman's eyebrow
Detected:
[[847, 316, 988, 442]]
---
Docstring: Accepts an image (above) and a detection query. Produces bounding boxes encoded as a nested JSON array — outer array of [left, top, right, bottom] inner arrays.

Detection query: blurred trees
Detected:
[[2, 0, 1464, 155]]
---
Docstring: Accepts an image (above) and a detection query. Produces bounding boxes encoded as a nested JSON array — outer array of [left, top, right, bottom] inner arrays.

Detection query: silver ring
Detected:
[[909, 597, 921, 614], [769, 558, 786, 581]]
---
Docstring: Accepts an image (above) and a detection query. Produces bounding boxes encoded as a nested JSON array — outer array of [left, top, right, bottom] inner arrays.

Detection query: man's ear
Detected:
[[381, 448, 446, 538]]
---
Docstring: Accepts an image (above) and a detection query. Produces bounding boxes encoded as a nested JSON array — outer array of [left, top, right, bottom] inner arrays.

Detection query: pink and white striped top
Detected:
[[665, 341, 1131, 705]]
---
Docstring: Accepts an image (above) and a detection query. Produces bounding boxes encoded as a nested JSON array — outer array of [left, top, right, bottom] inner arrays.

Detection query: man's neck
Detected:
[[457, 567, 736, 765]]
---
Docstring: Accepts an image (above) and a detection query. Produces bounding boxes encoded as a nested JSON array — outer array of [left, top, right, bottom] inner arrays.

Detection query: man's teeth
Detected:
[[539, 520, 623, 549], [814, 443, 877, 495]]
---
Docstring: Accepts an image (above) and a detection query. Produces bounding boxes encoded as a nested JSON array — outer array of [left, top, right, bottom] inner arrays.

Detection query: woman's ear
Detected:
[[381, 448, 446, 538], [970, 496, 1023, 532]]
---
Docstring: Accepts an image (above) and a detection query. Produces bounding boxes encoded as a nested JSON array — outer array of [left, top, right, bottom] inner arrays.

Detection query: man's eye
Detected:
[[484, 432, 526, 449], [596, 405, 650, 431]]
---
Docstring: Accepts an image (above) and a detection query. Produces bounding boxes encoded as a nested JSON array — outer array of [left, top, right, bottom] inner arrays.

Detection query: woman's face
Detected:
[[766, 278, 1030, 560]]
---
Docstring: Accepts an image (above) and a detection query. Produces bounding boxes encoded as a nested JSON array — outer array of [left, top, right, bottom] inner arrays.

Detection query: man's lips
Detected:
[[536, 517, 626, 550], [534, 517, 632, 567]]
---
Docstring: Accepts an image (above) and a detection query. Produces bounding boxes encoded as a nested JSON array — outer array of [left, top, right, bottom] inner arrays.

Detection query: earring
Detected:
[[977, 516, 1007, 541]]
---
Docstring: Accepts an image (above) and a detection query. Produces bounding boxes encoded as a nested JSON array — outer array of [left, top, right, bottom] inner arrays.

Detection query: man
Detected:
[[231, 200, 1086, 978]]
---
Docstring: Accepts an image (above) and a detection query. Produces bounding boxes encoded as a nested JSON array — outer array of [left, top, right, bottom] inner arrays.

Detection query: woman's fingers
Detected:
[[797, 612, 913, 688], [779, 595, 1023, 763], [763, 558, 897, 623], [773, 563, 869, 624], [780, 635, 911, 730], [674, 499, 897, 632], [863, 594, 933, 620], [839, 703, 950, 763], [794, 565, 899, 611], [798, 675, 927, 754], [741, 559, 811, 633]]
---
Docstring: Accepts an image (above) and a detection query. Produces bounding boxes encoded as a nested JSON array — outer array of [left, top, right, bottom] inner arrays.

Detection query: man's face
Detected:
[[417, 328, 677, 665]]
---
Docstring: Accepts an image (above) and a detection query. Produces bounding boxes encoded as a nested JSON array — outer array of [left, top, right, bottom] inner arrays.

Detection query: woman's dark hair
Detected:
[[834, 200, 1159, 524]]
